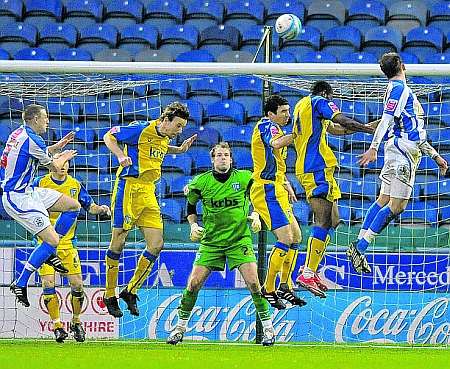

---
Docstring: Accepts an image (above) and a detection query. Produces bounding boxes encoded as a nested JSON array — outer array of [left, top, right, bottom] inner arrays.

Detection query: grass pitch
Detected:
[[0, 340, 448, 369]]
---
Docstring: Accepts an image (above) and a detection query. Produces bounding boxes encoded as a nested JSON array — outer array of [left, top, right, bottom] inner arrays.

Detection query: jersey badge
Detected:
[[232, 182, 241, 191], [385, 99, 398, 112]]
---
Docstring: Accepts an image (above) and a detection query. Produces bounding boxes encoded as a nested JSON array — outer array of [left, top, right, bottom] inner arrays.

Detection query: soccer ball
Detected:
[[275, 14, 302, 41]]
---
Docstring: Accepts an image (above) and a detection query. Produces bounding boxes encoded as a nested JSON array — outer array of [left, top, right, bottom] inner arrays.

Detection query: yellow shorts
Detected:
[[250, 181, 293, 231], [39, 246, 81, 276], [112, 178, 163, 230], [296, 167, 341, 203]]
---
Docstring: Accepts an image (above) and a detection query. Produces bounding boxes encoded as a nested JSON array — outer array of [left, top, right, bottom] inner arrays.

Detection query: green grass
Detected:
[[0, 340, 449, 369]]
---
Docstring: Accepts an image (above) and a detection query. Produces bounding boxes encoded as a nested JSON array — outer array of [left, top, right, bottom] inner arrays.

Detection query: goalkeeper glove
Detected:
[[247, 212, 261, 233], [190, 223, 205, 242]]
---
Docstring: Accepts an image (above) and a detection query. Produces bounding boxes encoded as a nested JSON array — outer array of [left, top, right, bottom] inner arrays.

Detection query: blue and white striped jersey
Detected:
[[383, 79, 426, 142], [0, 125, 52, 193]]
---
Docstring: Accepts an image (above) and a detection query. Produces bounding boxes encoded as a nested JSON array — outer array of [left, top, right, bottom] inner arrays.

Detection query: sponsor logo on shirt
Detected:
[[231, 182, 240, 191], [328, 102, 339, 113], [385, 99, 398, 112], [270, 125, 279, 137], [109, 126, 120, 134], [209, 198, 239, 208]]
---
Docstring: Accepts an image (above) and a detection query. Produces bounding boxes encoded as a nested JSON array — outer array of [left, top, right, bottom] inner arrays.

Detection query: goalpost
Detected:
[[0, 60, 449, 345]]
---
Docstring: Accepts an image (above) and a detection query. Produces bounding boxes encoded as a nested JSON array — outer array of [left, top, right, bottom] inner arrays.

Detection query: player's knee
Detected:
[[278, 231, 294, 245], [188, 277, 203, 292], [377, 194, 390, 206], [389, 203, 406, 215]]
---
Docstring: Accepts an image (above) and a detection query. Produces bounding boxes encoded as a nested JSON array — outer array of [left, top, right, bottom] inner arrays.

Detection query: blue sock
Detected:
[[54, 210, 79, 236], [359, 202, 382, 239], [274, 241, 290, 252], [142, 249, 157, 263], [357, 206, 395, 254], [16, 242, 55, 287], [311, 226, 329, 242]]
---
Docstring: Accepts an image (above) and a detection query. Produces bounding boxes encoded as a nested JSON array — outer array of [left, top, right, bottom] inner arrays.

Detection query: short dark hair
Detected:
[[311, 81, 333, 96], [160, 101, 189, 121], [210, 141, 232, 159], [380, 52, 403, 79], [264, 94, 289, 116], [23, 104, 45, 123]]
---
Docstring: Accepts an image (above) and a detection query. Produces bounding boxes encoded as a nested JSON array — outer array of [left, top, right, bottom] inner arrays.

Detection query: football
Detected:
[[275, 14, 302, 41]]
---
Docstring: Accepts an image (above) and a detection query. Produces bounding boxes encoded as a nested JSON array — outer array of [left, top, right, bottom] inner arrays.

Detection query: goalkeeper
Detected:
[[167, 142, 275, 346]]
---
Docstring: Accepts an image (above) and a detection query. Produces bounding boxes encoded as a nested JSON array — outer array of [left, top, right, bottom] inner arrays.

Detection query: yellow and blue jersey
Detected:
[[33, 174, 92, 249], [293, 95, 340, 175], [106, 120, 170, 183], [251, 118, 287, 184]]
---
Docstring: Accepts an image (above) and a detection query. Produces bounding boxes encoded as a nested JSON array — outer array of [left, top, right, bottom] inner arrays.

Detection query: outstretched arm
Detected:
[[332, 113, 375, 134]]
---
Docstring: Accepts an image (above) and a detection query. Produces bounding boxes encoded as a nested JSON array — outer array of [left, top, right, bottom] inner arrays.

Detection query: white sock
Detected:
[[261, 318, 273, 330], [302, 266, 315, 278], [177, 319, 188, 329], [358, 229, 367, 240]]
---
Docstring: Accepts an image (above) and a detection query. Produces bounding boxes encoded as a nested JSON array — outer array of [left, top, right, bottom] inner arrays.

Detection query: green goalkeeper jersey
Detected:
[[186, 169, 253, 247]]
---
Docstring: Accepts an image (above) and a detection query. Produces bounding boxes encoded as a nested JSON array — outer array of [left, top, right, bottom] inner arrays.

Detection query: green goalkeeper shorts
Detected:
[[194, 243, 256, 271]]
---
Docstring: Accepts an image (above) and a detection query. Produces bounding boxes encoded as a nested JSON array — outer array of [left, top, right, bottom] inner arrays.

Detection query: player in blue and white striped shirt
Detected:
[[0, 104, 79, 307], [347, 53, 448, 274]]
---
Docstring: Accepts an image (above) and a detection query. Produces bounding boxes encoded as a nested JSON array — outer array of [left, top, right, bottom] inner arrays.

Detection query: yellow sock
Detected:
[[105, 250, 121, 298], [306, 235, 330, 272], [264, 242, 289, 292], [70, 289, 84, 324], [127, 250, 157, 294], [280, 247, 299, 289], [43, 292, 62, 329]]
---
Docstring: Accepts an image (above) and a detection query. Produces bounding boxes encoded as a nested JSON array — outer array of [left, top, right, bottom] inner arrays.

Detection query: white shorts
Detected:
[[379, 137, 421, 200], [2, 188, 62, 235]]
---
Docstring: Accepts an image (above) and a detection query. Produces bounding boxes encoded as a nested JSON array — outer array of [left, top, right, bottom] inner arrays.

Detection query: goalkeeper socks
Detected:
[[264, 241, 289, 292], [70, 288, 84, 324], [280, 244, 299, 289], [16, 242, 55, 287], [178, 289, 199, 321], [357, 206, 396, 254], [43, 288, 61, 329], [54, 210, 79, 236], [305, 226, 329, 273], [105, 249, 121, 298], [252, 292, 271, 322], [358, 202, 382, 240], [127, 250, 157, 294]]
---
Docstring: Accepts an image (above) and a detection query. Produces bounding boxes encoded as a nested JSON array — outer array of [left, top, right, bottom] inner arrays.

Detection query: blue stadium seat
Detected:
[[279, 26, 320, 59], [322, 25, 362, 59], [403, 26, 444, 63], [306, 0, 346, 33], [231, 76, 263, 112], [170, 175, 193, 195], [340, 51, 378, 63], [78, 24, 118, 56], [265, 0, 306, 27], [339, 177, 379, 201], [94, 48, 132, 62], [272, 51, 297, 63], [179, 99, 204, 125], [337, 200, 353, 224], [422, 101, 444, 125], [247, 101, 262, 124], [58, 122, 95, 149], [0, 48, 10, 60], [160, 198, 183, 223], [54, 47, 92, 61], [162, 153, 192, 175], [0, 0, 23, 27], [346, 0, 386, 35], [38, 23, 77, 58], [298, 51, 337, 63], [23, 0, 63, 31], [65, 0, 103, 29], [81, 100, 122, 125], [104, 0, 143, 31], [362, 26, 403, 59], [387, 0, 427, 35], [399, 51, 420, 64], [86, 172, 114, 194], [286, 173, 305, 197], [340, 100, 369, 123], [188, 76, 228, 106], [423, 51, 450, 64], [222, 126, 253, 147], [118, 24, 158, 56], [45, 98, 80, 122], [199, 25, 240, 59], [216, 50, 253, 63], [206, 100, 245, 126], [175, 49, 215, 62], [184, 0, 223, 32], [159, 25, 199, 58], [14, 47, 51, 60], [0, 22, 37, 56], [429, 1, 450, 34], [180, 126, 220, 147], [418, 155, 440, 171], [327, 135, 346, 152], [292, 200, 311, 225], [73, 149, 110, 171], [123, 98, 160, 121], [423, 179, 450, 199], [224, 0, 264, 29], [188, 146, 212, 172], [149, 78, 188, 100], [144, 0, 184, 29], [0, 126, 11, 144], [240, 25, 277, 55], [337, 152, 361, 176], [155, 177, 168, 198], [400, 201, 439, 226], [232, 147, 253, 169]]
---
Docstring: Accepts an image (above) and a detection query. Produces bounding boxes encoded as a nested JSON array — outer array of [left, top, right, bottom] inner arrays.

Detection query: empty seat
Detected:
[[216, 50, 253, 63], [162, 153, 192, 175], [179, 126, 220, 147], [179, 99, 204, 125], [54, 47, 92, 61], [322, 25, 362, 58], [206, 100, 245, 126], [160, 198, 183, 223], [292, 201, 311, 225], [231, 75, 263, 112], [423, 52, 450, 64], [189, 145, 213, 172], [170, 175, 193, 195], [400, 201, 439, 225], [118, 24, 158, 56], [65, 0, 103, 29], [123, 98, 160, 121], [403, 26, 444, 63], [134, 48, 172, 62], [94, 48, 132, 62], [399, 50, 419, 64], [199, 25, 240, 59], [279, 25, 320, 58], [38, 23, 78, 57], [224, 0, 264, 29], [222, 125, 253, 147], [78, 24, 118, 56], [81, 100, 122, 125], [298, 51, 337, 63], [104, 0, 143, 31], [232, 147, 253, 169], [428, 1, 450, 34], [188, 76, 228, 106], [265, 0, 306, 27], [0, 0, 23, 26], [347, 0, 386, 35], [159, 25, 199, 57], [23, 0, 63, 31], [387, 0, 427, 35], [184, 0, 223, 32], [272, 51, 297, 63], [340, 100, 369, 123], [340, 51, 378, 63], [362, 26, 403, 59], [175, 49, 215, 62], [306, 0, 346, 33], [14, 46, 51, 60], [0, 22, 38, 56], [144, 0, 184, 29], [0, 48, 10, 60]]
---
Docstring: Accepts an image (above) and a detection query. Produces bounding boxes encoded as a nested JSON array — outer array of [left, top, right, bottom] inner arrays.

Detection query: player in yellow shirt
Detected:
[[250, 94, 306, 310], [34, 160, 110, 342], [102, 102, 196, 318]]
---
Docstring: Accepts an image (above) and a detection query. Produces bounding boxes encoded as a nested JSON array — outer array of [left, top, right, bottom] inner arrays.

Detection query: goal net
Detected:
[[0, 64, 449, 345]]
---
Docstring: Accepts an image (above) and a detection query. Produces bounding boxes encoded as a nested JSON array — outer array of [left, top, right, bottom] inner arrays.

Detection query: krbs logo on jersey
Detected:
[[209, 198, 238, 208]]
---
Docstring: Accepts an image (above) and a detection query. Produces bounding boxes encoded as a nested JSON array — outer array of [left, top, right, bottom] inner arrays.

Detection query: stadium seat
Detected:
[[0, 48, 10, 60], [160, 199, 183, 223], [58, 121, 95, 149], [322, 25, 362, 59], [221, 126, 253, 147], [265, 0, 306, 27], [279, 26, 320, 58], [400, 201, 439, 226], [73, 149, 110, 171], [134, 49, 173, 62], [179, 99, 204, 125], [247, 101, 262, 124], [162, 153, 192, 175], [0, 22, 38, 56], [231, 76, 263, 112], [306, 0, 346, 33], [346, 0, 386, 35], [428, 1, 450, 34], [423, 179, 450, 199], [94, 49, 132, 62], [38, 23, 78, 58], [205, 100, 245, 126], [224, 0, 264, 29], [240, 25, 278, 55], [232, 147, 253, 169], [403, 26, 444, 63], [399, 50, 420, 64], [78, 24, 118, 56], [286, 173, 305, 197], [104, 0, 143, 31], [81, 100, 122, 125], [184, 0, 223, 32], [148, 78, 188, 100], [340, 51, 378, 63], [54, 47, 92, 61], [340, 100, 369, 124], [387, 0, 427, 35], [122, 98, 160, 121], [198, 25, 240, 59], [14, 47, 51, 60], [271, 51, 297, 63], [362, 26, 403, 59], [339, 177, 379, 201], [188, 76, 229, 106], [337, 200, 353, 224], [298, 51, 337, 63], [180, 126, 220, 147], [118, 24, 158, 56], [159, 25, 199, 58], [327, 135, 346, 152], [292, 201, 311, 225], [189, 146, 213, 173], [23, 0, 63, 32], [169, 175, 193, 196], [64, 0, 103, 29], [216, 50, 253, 63], [0, 126, 11, 145], [0, 0, 23, 26], [144, 0, 184, 29], [337, 152, 361, 176], [423, 52, 450, 64], [175, 49, 215, 62]]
